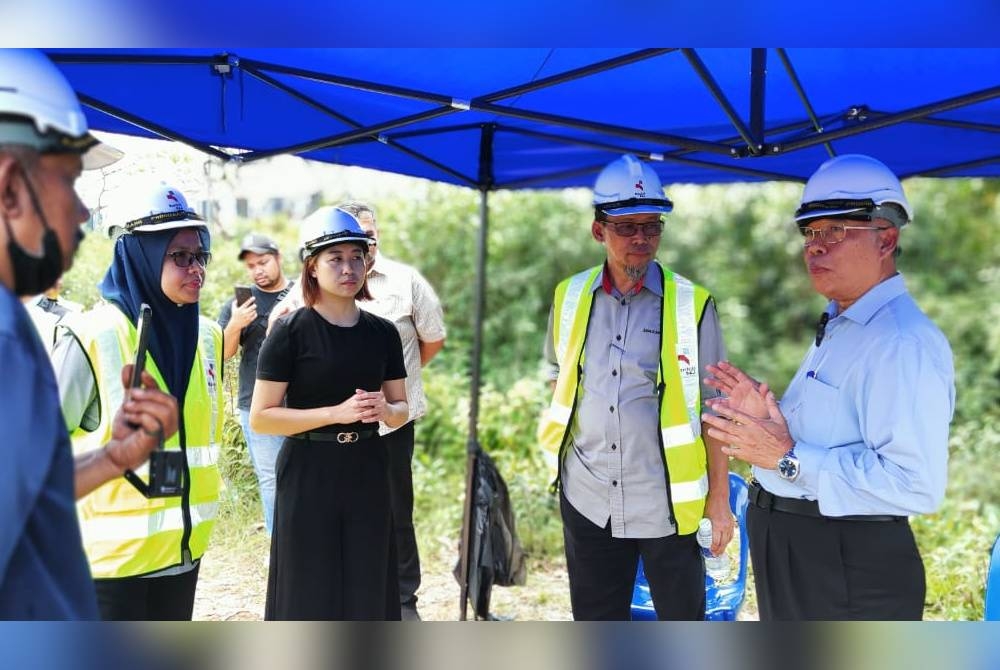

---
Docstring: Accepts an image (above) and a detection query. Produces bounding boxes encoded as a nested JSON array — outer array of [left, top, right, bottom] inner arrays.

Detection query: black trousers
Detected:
[[94, 563, 200, 621], [266, 435, 399, 621], [560, 492, 705, 621], [748, 502, 925, 620], [385, 422, 420, 607]]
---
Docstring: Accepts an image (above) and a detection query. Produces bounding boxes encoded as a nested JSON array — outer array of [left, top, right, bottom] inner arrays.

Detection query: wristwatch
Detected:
[[776, 450, 800, 482]]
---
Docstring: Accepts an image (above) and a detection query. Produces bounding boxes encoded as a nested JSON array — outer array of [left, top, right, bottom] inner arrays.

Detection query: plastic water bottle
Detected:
[[696, 518, 731, 583]]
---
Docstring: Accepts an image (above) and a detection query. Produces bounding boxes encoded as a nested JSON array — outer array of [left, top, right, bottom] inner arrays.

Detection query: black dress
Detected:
[[257, 307, 406, 620]]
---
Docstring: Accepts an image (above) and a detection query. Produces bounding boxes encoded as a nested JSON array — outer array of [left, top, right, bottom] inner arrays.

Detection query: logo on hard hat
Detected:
[[165, 191, 183, 210], [634, 180, 645, 196]]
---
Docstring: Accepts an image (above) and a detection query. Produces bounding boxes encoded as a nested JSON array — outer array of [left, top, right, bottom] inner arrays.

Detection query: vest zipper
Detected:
[[178, 402, 194, 566]]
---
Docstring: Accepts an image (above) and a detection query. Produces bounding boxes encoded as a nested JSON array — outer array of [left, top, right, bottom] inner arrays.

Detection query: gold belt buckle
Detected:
[[337, 432, 359, 444]]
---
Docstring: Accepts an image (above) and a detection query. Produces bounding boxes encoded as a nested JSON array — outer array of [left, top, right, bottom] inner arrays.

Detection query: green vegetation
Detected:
[[62, 176, 1000, 620]]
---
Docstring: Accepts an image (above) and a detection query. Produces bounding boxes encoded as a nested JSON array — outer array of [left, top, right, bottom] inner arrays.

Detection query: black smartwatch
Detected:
[[776, 450, 800, 482]]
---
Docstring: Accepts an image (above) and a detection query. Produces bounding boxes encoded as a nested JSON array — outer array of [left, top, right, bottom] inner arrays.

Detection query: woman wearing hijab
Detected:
[[53, 182, 223, 620], [251, 206, 408, 620]]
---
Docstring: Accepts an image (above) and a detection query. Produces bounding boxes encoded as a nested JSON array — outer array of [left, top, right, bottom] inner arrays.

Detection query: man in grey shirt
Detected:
[[540, 154, 734, 620]]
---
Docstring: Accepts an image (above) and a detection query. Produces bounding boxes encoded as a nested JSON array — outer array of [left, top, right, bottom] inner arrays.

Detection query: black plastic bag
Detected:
[[455, 450, 527, 619]]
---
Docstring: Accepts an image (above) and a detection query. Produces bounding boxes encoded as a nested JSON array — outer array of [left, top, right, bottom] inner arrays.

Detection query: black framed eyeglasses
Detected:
[[798, 224, 890, 245], [166, 250, 212, 268], [603, 219, 665, 238]]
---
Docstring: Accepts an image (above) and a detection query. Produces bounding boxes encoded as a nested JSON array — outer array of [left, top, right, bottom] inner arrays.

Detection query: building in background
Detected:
[[78, 132, 425, 232]]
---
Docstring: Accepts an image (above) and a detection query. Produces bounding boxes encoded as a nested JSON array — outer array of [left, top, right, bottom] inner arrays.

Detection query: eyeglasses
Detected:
[[167, 250, 212, 268], [602, 219, 665, 238], [798, 224, 890, 245], [364, 231, 378, 247]]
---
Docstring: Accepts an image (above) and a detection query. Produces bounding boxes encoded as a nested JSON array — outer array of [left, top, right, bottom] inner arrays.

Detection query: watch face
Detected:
[[778, 454, 799, 481]]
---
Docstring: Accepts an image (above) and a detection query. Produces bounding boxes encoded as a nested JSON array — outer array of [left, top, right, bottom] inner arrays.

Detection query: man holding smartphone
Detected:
[[218, 233, 293, 535]]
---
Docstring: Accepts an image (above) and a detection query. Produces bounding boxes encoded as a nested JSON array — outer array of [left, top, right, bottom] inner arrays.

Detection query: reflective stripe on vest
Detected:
[[82, 501, 220, 542], [554, 269, 596, 363], [68, 305, 224, 578], [538, 262, 711, 534], [670, 273, 701, 446]]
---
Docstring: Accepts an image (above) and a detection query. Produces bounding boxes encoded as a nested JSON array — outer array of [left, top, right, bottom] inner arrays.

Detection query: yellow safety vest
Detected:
[[538, 262, 711, 535], [65, 304, 223, 579]]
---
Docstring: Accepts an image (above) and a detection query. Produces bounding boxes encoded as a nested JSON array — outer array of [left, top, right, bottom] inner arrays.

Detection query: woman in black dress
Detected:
[[250, 206, 408, 620]]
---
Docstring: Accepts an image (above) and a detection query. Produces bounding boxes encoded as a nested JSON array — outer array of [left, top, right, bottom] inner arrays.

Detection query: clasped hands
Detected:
[[702, 361, 794, 470], [336, 388, 389, 424]]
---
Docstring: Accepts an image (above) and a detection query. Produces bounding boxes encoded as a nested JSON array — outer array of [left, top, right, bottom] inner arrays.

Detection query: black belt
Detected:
[[293, 429, 378, 444], [748, 480, 904, 522]]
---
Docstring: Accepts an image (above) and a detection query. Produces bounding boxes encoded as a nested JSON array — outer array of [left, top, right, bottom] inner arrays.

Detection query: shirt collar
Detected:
[[595, 261, 663, 297], [834, 273, 907, 324]]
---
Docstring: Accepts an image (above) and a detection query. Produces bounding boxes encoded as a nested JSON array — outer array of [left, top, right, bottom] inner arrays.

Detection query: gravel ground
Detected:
[[192, 514, 752, 621], [192, 520, 573, 621]]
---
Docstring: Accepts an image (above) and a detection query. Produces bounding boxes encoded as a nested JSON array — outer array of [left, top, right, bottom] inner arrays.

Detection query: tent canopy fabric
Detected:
[[48, 48, 1000, 190]]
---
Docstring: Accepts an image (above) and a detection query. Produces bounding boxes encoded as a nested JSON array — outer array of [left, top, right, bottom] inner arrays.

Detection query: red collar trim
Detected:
[[601, 262, 645, 295]]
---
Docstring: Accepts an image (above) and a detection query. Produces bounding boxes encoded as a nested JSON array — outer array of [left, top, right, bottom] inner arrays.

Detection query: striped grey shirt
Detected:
[[364, 254, 446, 434]]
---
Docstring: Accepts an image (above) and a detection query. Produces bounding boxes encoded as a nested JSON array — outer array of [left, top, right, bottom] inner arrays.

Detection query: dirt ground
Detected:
[[192, 520, 574, 621], [191, 517, 754, 621]]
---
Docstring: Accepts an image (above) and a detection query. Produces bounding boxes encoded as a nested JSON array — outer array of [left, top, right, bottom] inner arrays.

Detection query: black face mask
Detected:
[[2, 161, 78, 296], [5, 224, 70, 296]]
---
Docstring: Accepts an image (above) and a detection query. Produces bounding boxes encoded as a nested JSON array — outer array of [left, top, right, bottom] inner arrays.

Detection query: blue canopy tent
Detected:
[[48, 48, 1000, 185], [47, 47, 1000, 619]]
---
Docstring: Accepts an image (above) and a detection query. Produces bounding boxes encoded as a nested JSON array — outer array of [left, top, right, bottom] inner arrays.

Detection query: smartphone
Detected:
[[130, 303, 152, 389], [234, 285, 253, 306], [122, 301, 185, 499]]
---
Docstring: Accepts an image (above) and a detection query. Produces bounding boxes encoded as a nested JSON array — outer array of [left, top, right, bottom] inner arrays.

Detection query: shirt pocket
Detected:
[[788, 375, 841, 446]]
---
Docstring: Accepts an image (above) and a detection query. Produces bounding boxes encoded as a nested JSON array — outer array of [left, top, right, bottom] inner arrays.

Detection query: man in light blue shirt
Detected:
[[702, 154, 955, 620]]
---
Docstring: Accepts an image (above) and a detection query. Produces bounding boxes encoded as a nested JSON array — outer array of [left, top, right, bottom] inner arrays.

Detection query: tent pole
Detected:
[[457, 186, 488, 621], [749, 48, 767, 150], [772, 83, 1000, 154], [458, 124, 495, 621], [75, 93, 232, 162], [775, 48, 836, 158], [903, 152, 1000, 178], [239, 65, 478, 186], [681, 48, 759, 155]]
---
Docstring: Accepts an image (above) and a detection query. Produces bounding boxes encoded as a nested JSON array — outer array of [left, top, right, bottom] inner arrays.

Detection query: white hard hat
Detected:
[[795, 154, 912, 227], [298, 206, 370, 261], [0, 49, 122, 170], [593, 154, 673, 216], [107, 181, 206, 238]]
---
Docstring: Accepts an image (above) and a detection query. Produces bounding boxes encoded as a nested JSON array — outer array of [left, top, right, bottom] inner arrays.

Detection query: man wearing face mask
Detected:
[[0, 49, 180, 620]]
